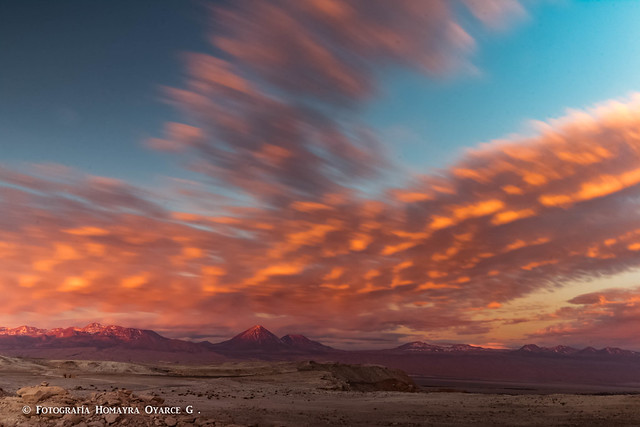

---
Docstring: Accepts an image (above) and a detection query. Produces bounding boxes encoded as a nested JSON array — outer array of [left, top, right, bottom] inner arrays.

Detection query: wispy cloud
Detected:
[[527, 286, 640, 348], [5, 94, 640, 347], [12, 1, 640, 349], [151, 0, 524, 205]]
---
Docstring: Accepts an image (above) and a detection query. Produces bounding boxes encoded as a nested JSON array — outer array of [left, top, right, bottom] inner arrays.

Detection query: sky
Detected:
[[3, 0, 640, 350]]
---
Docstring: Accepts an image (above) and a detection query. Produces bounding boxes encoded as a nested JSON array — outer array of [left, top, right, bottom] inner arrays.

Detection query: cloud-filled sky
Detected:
[[3, 0, 640, 349]]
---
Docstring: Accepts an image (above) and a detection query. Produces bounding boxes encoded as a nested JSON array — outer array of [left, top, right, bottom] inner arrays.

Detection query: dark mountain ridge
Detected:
[[0, 323, 337, 357], [206, 325, 336, 354], [1, 323, 638, 359], [514, 343, 638, 358], [3, 323, 640, 385], [390, 341, 491, 353]]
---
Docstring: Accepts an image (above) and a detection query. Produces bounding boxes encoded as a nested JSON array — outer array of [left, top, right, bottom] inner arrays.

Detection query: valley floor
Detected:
[[0, 357, 640, 426]]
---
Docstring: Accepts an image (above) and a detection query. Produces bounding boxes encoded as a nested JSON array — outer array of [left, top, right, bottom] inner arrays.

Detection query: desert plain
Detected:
[[0, 356, 640, 426]]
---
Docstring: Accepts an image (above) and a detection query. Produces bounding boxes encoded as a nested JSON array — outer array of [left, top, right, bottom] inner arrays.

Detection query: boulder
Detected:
[[16, 385, 68, 403], [104, 413, 119, 424]]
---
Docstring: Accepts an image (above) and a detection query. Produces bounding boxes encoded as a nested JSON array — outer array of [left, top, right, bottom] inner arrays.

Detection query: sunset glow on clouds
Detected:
[[3, 1, 640, 349]]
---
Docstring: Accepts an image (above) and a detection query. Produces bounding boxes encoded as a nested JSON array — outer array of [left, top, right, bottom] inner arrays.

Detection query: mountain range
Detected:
[[0, 322, 201, 353], [3, 323, 640, 385], [1, 322, 638, 358], [0, 323, 336, 356], [201, 325, 335, 354]]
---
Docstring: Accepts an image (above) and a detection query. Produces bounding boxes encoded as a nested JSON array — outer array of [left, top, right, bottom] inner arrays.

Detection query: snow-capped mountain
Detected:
[[0, 325, 49, 336], [0, 322, 203, 352], [515, 344, 638, 358]]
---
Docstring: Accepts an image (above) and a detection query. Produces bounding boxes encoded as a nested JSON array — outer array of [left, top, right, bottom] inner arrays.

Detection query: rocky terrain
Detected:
[[0, 357, 421, 426], [0, 356, 640, 426], [0, 358, 640, 427], [3, 325, 640, 425]]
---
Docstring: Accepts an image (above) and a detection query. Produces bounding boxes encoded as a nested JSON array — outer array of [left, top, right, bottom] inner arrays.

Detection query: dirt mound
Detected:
[[0, 355, 47, 372], [168, 360, 296, 378], [297, 361, 419, 392], [51, 359, 166, 375]]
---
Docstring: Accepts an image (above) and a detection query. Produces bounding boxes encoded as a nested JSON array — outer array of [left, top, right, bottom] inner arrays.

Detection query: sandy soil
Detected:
[[0, 356, 639, 426]]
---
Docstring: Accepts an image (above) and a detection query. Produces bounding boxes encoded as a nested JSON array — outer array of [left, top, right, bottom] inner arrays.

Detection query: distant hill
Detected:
[[389, 341, 490, 353]]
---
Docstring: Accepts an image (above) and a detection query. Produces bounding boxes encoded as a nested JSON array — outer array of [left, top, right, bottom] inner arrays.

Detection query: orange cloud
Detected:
[[14, 2, 640, 350], [121, 273, 150, 289], [63, 227, 110, 236], [526, 287, 640, 348], [6, 92, 640, 342]]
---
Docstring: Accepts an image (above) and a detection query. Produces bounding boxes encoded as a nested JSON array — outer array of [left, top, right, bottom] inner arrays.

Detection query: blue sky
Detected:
[[2, 1, 639, 186], [366, 1, 640, 171], [0, 0, 207, 185], [2, 1, 640, 184]]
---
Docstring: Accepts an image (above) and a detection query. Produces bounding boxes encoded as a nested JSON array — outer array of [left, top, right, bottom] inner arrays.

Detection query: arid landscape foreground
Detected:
[[0, 356, 639, 426]]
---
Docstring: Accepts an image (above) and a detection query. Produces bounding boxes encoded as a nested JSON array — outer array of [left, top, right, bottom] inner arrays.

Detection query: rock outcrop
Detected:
[[297, 361, 419, 392]]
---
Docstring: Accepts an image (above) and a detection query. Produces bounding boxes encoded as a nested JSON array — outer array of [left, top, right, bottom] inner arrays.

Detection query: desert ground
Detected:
[[1, 356, 640, 426]]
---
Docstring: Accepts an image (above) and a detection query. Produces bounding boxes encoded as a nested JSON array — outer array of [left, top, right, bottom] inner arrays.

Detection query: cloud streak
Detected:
[[151, 0, 523, 204], [5, 94, 640, 347], [9, 1, 640, 349]]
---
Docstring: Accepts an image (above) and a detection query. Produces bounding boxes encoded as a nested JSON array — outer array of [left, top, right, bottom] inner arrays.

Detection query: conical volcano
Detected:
[[213, 325, 288, 352]]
